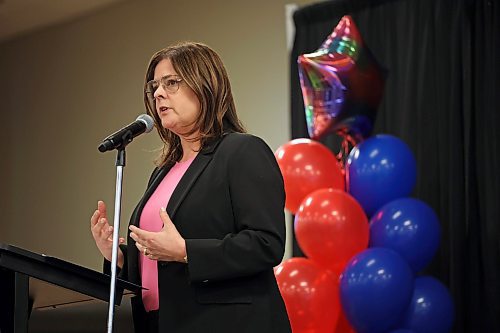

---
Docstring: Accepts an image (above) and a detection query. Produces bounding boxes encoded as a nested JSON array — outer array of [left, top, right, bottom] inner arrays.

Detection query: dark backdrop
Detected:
[[290, 0, 499, 332]]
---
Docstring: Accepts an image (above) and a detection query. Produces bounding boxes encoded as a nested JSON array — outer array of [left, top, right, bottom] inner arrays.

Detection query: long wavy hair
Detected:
[[143, 42, 245, 166]]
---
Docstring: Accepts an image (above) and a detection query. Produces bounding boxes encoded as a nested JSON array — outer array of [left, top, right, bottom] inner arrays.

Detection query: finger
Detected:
[[129, 230, 141, 244], [91, 217, 105, 236], [129, 226, 154, 246], [135, 241, 146, 254], [103, 225, 113, 240], [98, 201, 107, 219], [96, 221, 112, 240], [92, 217, 107, 234], [129, 232, 148, 247], [129, 225, 150, 239], [90, 210, 101, 227], [109, 235, 126, 243], [159, 207, 173, 228], [106, 224, 122, 241]]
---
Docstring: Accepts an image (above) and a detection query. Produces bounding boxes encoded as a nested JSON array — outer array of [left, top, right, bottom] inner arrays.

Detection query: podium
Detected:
[[0, 243, 141, 333]]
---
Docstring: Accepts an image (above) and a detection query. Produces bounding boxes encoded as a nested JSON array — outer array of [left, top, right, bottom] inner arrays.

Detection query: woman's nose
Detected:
[[153, 83, 167, 100]]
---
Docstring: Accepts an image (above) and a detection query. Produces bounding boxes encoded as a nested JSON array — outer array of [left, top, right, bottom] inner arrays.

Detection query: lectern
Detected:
[[0, 243, 140, 332]]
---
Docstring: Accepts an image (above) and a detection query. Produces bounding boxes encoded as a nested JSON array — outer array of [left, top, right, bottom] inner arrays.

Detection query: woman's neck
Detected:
[[179, 135, 201, 162]]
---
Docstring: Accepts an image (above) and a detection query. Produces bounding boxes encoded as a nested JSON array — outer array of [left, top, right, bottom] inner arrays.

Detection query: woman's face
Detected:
[[153, 58, 201, 137]]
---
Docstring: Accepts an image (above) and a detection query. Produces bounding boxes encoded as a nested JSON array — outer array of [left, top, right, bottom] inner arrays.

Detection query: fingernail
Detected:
[[100, 218, 105, 224], [160, 207, 166, 212]]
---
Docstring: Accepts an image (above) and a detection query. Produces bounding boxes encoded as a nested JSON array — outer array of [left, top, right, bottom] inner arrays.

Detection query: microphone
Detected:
[[98, 114, 154, 152]]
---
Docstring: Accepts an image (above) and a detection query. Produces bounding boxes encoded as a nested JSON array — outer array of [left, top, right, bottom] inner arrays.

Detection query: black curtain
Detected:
[[290, 0, 499, 332]]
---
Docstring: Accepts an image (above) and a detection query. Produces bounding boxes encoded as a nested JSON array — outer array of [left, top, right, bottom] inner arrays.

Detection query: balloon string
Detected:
[[336, 137, 349, 170], [336, 135, 357, 172]]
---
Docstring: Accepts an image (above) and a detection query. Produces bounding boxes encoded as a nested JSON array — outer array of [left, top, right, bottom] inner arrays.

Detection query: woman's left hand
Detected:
[[129, 207, 187, 262]]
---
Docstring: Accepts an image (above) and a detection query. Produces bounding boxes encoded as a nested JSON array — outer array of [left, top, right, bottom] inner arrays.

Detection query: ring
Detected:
[[143, 247, 148, 256]]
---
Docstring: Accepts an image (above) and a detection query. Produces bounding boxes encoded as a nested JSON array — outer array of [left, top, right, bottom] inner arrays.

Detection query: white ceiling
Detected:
[[0, 0, 128, 42]]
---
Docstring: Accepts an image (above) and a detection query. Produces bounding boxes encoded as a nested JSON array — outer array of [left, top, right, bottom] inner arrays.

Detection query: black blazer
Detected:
[[118, 133, 291, 333]]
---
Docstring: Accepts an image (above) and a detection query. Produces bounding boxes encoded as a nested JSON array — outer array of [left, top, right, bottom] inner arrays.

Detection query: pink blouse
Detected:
[[139, 156, 195, 312]]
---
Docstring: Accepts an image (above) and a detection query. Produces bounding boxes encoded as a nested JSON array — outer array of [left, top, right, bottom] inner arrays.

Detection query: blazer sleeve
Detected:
[[186, 135, 286, 283], [102, 243, 128, 279]]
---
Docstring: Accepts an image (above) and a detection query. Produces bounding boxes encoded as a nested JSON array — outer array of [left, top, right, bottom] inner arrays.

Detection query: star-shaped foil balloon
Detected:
[[298, 15, 386, 143]]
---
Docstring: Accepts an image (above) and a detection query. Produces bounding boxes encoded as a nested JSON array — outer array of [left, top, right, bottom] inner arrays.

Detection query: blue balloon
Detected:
[[346, 134, 417, 217], [388, 330, 415, 333], [339, 248, 414, 333], [370, 198, 441, 273], [400, 276, 455, 333]]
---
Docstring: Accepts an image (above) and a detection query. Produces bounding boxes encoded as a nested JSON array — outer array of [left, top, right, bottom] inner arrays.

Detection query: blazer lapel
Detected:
[[131, 134, 227, 226], [166, 153, 211, 220], [166, 135, 226, 220]]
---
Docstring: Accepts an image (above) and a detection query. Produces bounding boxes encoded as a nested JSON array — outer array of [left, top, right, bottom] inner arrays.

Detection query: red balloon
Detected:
[[295, 189, 369, 275], [275, 258, 340, 333], [334, 308, 356, 333], [275, 139, 345, 213]]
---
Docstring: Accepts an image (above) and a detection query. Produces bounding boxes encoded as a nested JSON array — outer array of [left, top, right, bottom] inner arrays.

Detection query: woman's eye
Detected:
[[165, 79, 177, 87]]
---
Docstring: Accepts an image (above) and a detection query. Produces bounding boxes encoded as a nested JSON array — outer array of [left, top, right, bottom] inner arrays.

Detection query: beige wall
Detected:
[[0, 0, 317, 271]]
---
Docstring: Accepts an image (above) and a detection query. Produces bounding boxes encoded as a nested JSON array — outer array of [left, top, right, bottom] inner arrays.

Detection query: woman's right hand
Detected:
[[90, 200, 124, 268]]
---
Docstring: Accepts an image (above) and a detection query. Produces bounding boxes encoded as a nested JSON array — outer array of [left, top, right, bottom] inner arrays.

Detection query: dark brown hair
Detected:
[[144, 41, 245, 166]]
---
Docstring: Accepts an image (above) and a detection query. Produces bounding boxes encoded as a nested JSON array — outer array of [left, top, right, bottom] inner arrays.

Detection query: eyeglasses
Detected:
[[145, 75, 183, 106]]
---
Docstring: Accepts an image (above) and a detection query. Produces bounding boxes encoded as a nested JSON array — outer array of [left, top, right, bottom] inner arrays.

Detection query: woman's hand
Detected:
[[90, 200, 124, 268], [129, 207, 187, 263]]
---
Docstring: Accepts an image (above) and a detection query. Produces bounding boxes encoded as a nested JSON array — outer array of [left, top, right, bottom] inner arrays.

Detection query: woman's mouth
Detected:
[[158, 106, 170, 114]]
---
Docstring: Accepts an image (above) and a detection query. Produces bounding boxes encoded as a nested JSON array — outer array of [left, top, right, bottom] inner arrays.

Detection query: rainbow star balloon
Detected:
[[298, 15, 386, 143]]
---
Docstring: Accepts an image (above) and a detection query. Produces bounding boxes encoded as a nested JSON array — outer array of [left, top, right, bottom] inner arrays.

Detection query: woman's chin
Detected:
[[161, 120, 176, 131]]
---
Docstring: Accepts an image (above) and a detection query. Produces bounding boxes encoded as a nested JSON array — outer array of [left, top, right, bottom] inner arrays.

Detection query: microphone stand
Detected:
[[107, 148, 126, 333]]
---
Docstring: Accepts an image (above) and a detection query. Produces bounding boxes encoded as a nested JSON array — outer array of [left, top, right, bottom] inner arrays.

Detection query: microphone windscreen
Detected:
[[136, 114, 155, 133]]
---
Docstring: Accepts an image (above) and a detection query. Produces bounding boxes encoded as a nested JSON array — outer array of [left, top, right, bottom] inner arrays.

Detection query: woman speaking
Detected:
[[90, 41, 291, 333]]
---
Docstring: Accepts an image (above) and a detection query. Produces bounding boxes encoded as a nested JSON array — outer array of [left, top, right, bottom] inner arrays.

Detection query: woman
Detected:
[[90, 42, 291, 333]]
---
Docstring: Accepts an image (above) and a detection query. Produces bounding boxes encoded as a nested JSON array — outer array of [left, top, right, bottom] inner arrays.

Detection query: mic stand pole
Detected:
[[107, 148, 126, 333]]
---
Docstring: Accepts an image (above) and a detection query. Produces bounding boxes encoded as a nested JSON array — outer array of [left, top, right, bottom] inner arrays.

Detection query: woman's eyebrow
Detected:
[[153, 74, 179, 80]]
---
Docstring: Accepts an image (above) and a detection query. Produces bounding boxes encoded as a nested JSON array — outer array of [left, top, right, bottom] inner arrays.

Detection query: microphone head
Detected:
[[136, 114, 155, 133]]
